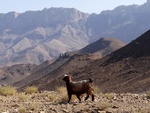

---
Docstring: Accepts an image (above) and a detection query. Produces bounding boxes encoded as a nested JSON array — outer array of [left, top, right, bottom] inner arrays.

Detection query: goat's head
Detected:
[[62, 74, 72, 82]]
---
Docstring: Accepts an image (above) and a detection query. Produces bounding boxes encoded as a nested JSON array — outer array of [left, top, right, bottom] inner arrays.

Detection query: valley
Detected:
[[1, 1, 150, 113]]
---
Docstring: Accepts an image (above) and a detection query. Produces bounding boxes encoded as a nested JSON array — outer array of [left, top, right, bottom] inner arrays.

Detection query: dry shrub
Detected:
[[18, 93, 29, 101], [56, 86, 67, 99], [48, 94, 57, 101], [18, 105, 27, 113], [28, 103, 37, 111], [76, 104, 88, 111], [99, 101, 112, 110], [137, 108, 150, 113], [24, 86, 38, 94], [0, 96, 3, 102], [0, 108, 7, 113], [0, 86, 16, 96], [56, 86, 67, 93], [55, 86, 78, 103], [55, 86, 67, 103], [146, 91, 150, 99], [104, 93, 114, 100], [27, 103, 41, 112], [93, 85, 101, 94]]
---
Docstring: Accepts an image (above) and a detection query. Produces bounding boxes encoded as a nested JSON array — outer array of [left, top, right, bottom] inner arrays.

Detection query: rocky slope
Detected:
[[14, 57, 70, 88], [0, 8, 89, 66], [0, 0, 150, 66], [0, 64, 36, 85], [1, 91, 150, 113], [13, 37, 124, 89], [19, 29, 150, 93], [13, 54, 100, 90], [71, 29, 150, 93], [72, 37, 126, 57]]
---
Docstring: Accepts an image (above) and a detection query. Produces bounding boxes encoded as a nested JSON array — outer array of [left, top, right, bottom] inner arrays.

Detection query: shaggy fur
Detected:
[[62, 74, 94, 103]]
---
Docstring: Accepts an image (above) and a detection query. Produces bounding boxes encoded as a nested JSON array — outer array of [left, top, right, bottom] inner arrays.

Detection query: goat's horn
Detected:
[[64, 74, 68, 76]]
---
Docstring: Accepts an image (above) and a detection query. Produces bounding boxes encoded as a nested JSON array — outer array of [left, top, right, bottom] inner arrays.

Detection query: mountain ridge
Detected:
[[23, 29, 150, 93], [0, 1, 150, 66], [0, 63, 36, 85], [13, 37, 124, 88]]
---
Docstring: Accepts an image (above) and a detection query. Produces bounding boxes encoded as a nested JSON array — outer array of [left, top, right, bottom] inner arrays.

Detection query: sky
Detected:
[[0, 0, 147, 14]]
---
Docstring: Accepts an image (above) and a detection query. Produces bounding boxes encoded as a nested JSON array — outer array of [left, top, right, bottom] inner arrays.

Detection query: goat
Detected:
[[62, 74, 94, 103]]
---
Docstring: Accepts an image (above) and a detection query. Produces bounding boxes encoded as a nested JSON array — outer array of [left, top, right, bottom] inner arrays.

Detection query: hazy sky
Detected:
[[0, 0, 147, 14]]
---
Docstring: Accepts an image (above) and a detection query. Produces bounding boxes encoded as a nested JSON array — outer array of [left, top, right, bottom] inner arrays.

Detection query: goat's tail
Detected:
[[89, 78, 93, 83]]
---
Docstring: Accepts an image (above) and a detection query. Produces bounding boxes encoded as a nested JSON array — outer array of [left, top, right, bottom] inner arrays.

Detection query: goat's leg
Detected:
[[91, 94, 95, 101], [85, 94, 89, 101], [68, 94, 72, 103], [76, 94, 81, 102], [85, 89, 95, 101], [89, 90, 95, 101]]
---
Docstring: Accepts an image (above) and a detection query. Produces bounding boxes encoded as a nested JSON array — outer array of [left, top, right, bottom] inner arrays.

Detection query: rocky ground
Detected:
[[1, 91, 150, 113]]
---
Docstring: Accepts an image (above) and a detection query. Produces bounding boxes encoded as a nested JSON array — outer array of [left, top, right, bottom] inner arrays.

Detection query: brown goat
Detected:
[[62, 74, 94, 103]]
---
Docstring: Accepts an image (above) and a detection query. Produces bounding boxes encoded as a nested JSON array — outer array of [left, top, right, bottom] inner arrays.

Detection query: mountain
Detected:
[[90, 30, 150, 93], [13, 54, 99, 89], [16, 29, 150, 93], [0, 64, 36, 85], [86, 0, 150, 42], [106, 30, 150, 63], [1, 0, 150, 66], [13, 57, 70, 88], [70, 29, 150, 93], [0, 8, 89, 66], [72, 37, 126, 57], [13, 37, 125, 88]]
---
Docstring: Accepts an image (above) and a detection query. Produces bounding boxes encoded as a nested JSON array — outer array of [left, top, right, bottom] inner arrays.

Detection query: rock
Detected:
[[112, 105, 119, 109], [1, 112, 9, 113], [1, 92, 150, 112], [39, 111, 45, 113]]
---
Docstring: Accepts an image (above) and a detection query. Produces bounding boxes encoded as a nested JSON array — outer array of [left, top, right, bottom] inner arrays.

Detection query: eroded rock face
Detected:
[[1, 91, 150, 113], [0, 8, 89, 66], [1, 0, 150, 66], [0, 64, 37, 85]]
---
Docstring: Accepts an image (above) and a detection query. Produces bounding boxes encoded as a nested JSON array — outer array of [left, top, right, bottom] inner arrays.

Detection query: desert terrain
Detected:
[[1, 89, 150, 113]]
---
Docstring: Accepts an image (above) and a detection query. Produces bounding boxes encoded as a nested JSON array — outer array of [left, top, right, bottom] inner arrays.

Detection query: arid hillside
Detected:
[[72, 29, 150, 93], [0, 64, 36, 85], [13, 37, 124, 89], [17, 29, 150, 94], [1, 90, 150, 112], [1, 0, 150, 66], [70, 37, 126, 57], [14, 54, 100, 90]]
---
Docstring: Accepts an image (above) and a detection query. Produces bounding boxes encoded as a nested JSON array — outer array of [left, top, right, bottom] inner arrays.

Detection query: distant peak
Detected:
[[6, 11, 20, 18], [147, 0, 150, 2], [146, 0, 150, 4], [42, 7, 78, 12]]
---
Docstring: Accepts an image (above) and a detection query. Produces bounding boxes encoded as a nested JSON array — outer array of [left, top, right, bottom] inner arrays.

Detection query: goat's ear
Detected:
[[62, 75, 69, 81], [89, 78, 93, 83], [62, 76, 66, 81], [62, 74, 67, 81]]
